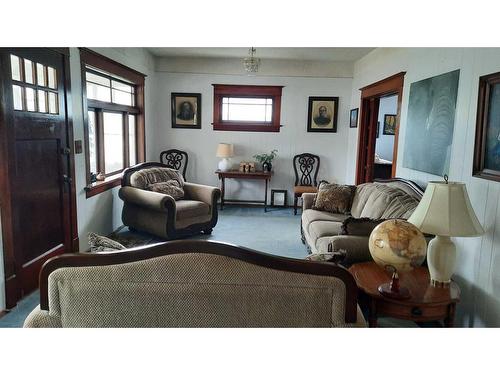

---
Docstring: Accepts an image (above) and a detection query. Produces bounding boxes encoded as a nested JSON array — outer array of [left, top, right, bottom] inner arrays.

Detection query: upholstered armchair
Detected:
[[119, 162, 221, 239]]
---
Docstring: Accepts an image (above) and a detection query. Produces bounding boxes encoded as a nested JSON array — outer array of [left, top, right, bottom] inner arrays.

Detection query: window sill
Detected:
[[85, 175, 122, 198], [212, 122, 281, 132]]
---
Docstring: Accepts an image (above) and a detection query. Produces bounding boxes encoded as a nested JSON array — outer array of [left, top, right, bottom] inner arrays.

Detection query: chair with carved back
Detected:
[[160, 149, 188, 180], [293, 153, 320, 215]]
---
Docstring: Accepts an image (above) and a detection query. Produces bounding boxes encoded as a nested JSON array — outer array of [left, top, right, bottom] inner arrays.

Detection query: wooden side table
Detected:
[[349, 262, 460, 327], [215, 170, 273, 212]]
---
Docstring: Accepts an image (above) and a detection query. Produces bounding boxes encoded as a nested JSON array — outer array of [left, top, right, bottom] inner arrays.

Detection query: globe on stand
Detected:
[[368, 219, 427, 299]]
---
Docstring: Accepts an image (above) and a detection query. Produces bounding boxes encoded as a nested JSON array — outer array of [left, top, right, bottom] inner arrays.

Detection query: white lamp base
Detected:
[[218, 158, 231, 172], [427, 235, 456, 285]]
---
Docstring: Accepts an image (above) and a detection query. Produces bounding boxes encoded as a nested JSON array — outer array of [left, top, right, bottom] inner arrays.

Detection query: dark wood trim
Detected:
[[79, 48, 146, 191], [62, 52, 79, 252], [85, 177, 121, 198], [212, 84, 283, 132], [38, 240, 358, 323], [87, 99, 139, 114], [473, 71, 500, 182], [78, 48, 146, 83], [356, 72, 406, 184]]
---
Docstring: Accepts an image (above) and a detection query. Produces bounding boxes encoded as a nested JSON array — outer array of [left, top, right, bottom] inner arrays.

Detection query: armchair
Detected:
[[119, 162, 221, 239]]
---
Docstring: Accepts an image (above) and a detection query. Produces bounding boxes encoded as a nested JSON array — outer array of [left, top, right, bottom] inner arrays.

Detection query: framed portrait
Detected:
[[307, 96, 339, 132], [171, 93, 201, 129], [383, 114, 396, 135], [473, 71, 500, 182], [350, 108, 359, 128]]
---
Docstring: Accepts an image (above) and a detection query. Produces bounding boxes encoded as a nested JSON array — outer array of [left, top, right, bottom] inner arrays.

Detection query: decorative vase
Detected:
[[262, 161, 272, 172]]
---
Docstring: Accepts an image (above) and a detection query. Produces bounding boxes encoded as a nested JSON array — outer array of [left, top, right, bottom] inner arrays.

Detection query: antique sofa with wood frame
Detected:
[[23, 240, 366, 328], [119, 162, 221, 239], [301, 178, 424, 265]]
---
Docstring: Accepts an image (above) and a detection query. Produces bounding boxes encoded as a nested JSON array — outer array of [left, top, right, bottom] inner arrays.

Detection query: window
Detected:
[[9, 54, 59, 114], [212, 84, 283, 132], [80, 48, 145, 198]]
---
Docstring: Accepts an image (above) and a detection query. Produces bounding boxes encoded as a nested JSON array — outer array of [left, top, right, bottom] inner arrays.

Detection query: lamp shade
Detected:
[[216, 143, 234, 158], [408, 181, 484, 237]]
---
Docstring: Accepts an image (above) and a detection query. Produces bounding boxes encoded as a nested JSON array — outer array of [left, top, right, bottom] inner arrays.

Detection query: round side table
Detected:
[[349, 262, 460, 328]]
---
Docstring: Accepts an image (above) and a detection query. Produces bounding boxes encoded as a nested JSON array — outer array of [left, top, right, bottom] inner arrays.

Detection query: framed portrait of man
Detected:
[[171, 93, 201, 129], [307, 96, 339, 132]]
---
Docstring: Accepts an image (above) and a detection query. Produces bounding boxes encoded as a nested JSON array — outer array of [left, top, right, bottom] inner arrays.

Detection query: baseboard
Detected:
[[221, 202, 293, 209]]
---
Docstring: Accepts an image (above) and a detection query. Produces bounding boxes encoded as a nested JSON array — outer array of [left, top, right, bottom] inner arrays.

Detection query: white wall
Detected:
[[153, 72, 353, 202], [69, 47, 157, 251], [347, 47, 500, 327], [375, 95, 397, 161]]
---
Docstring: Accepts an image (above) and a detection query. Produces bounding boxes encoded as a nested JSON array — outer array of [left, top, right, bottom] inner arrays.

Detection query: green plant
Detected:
[[253, 149, 278, 164]]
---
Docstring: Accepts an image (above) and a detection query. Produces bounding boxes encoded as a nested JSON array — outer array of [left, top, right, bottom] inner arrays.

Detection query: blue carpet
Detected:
[[0, 290, 39, 328], [0, 206, 307, 327]]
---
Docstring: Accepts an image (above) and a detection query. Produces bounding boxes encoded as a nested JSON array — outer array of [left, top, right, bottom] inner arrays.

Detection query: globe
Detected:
[[368, 219, 427, 272]]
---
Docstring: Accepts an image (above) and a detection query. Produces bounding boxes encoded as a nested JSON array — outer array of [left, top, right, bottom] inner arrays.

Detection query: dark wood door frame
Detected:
[[0, 48, 78, 309], [355, 72, 406, 185]]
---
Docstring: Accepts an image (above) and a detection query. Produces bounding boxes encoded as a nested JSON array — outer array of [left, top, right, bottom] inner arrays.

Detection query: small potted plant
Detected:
[[253, 149, 278, 172]]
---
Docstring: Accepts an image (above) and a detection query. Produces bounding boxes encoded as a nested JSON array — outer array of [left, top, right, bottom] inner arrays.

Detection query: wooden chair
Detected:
[[160, 149, 188, 180], [293, 153, 320, 215]]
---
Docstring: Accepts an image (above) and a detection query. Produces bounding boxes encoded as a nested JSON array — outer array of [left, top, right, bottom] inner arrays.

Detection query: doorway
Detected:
[[0, 48, 78, 308], [355, 72, 405, 184]]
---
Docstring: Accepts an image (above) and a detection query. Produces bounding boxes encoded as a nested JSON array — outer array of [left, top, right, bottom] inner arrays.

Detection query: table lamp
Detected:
[[216, 143, 234, 172], [408, 179, 484, 286]]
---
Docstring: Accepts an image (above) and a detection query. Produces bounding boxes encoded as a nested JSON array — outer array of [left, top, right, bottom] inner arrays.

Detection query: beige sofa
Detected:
[[24, 240, 366, 328], [119, 162, 220, 239], [301, 179, 424, 264]]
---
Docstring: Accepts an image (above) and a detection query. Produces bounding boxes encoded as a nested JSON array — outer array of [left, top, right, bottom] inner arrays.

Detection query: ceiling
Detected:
[[148, 47, 374, 62]]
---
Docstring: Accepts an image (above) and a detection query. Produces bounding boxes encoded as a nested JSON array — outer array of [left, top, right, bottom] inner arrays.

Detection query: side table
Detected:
[[349, 262, 460, 328]]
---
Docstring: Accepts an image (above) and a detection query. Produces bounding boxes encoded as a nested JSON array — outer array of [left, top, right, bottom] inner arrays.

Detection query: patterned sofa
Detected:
[[119, 162, 221, 239], [301, 179, 424, 265], [23, 241, 366, 328]]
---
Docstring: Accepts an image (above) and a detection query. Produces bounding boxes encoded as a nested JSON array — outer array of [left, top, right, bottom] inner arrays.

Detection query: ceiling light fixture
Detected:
[[243, 47, 260, 74]]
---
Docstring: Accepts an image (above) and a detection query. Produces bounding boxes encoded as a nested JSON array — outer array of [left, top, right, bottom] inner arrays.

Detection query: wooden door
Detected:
[[0, 48, 78, 308]]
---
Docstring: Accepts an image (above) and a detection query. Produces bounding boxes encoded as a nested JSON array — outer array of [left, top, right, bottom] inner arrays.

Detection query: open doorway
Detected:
[[373, 94, 397, 179], [355, 72, 405, 184]]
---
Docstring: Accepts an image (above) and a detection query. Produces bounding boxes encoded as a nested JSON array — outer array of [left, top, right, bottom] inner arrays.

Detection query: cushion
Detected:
[[308, 221, 343, 241], [88, 232, 126, 253], [147, 180, 184, 200], [312, 182, 356, 214], [302, 209, 349, 234], [175, 200, 210, 221], [351, 183, 420, 219], [130, 167, 184, 190], [294, 186, 319, 195], [341, 217, 386, 236]]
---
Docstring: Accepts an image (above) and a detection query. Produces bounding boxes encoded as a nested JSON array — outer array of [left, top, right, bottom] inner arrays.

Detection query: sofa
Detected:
[[23, 240, 366, 328], [301, 178, 424, 265], [119, 162, 220, 239]]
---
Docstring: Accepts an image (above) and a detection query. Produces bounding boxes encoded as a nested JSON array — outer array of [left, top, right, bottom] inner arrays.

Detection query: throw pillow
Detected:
[[312, 182, 356, 214], [340, 217, 386, 236], [146, 180, 184, 200], [88, 232, 126, 253]]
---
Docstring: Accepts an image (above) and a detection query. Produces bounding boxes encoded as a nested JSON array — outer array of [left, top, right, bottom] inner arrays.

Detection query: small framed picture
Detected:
[[383, 114, 396, 135], [377, 121, 380, 138], [171, 93, 201, 129], [307, 96, 339, 133], [350, 108, 359, 128]]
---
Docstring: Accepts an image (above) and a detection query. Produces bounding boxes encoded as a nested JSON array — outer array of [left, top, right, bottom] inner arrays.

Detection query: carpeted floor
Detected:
[[0, 205, 306, 327], [0, 205, 418, 328]]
